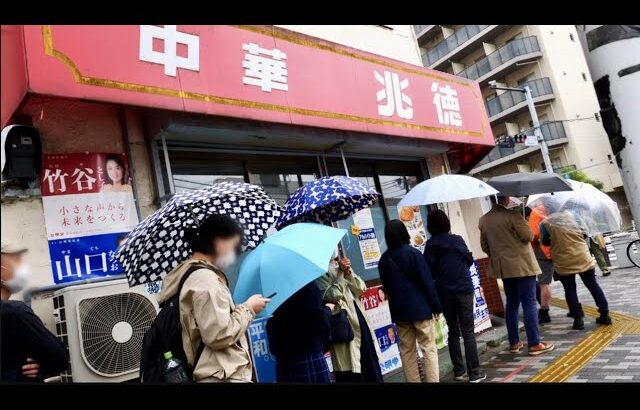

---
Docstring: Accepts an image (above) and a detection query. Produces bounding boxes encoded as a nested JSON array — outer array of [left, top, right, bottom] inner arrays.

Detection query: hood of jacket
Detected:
[[424, 233, 456, 254], [158, 258, 221, 304]]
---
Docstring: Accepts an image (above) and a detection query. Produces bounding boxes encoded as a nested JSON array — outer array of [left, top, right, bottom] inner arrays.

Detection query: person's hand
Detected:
[[433, 313, 441, 321], [245, 294, 271, 315], [338, 258, 352, 276], [22, 358, 40, 379], [325, 303, 335, 311]]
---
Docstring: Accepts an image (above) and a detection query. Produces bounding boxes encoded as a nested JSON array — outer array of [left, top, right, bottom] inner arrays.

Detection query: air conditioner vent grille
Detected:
[[78, 292, 156, 376]]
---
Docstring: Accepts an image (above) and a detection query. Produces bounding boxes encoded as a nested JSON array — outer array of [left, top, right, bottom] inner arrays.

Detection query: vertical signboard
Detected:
[[360, 286, 402, 374], [352, 209, 382, 269], [40, 153, 139, 284]]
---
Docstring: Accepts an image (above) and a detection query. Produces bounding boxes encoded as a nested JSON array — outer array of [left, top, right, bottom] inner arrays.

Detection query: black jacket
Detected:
[[424, 233, 475, 294], [378, 244, 442, 323], [1, 300, 68, 382], [266, 282, 331, 360]]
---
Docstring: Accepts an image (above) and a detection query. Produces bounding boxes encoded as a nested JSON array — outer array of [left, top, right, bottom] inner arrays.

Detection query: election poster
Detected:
[[470, 262, 492, 333], [248, 317, 276, 383], [40, 153, 139, 284], [360, 286, 402, 375], [352, 209, 382, 269]]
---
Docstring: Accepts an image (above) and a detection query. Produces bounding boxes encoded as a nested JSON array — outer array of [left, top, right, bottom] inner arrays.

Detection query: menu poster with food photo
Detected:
[[399, 206, 427, 253], [352, 208, 382, 269]]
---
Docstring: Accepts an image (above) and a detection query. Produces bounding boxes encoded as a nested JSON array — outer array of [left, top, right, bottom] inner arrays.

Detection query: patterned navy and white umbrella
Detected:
[[116, 181, 281, 286], [276, 176, 380, 230]]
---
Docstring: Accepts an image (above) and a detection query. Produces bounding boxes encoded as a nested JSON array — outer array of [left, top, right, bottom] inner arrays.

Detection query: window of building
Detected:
[[582, 72, 588, 81], [569, 33, 575, 42], [155, 144, 427, 283]]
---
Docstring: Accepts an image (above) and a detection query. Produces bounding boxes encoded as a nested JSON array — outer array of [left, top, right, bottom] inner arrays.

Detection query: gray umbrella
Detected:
[[486, 172, 573, 197]]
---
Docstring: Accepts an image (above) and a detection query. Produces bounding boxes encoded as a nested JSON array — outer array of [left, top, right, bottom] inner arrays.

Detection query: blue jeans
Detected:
[[503, 276, 540, 347]]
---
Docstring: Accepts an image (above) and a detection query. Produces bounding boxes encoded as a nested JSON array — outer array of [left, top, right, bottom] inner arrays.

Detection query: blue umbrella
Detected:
[[276, 176, 380, 230], [234, 223, 346, 317]]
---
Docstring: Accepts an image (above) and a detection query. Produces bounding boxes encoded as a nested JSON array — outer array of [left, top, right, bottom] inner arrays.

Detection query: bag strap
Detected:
[[176, 262, 210, 370]]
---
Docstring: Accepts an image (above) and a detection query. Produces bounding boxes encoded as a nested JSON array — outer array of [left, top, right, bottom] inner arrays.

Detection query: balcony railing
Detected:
[[421, 25, 490, 67], [413, 25, 435, 36], [457, 36, 541, 81], [475, 121, 567, 168], [485, 78, 553, 119]]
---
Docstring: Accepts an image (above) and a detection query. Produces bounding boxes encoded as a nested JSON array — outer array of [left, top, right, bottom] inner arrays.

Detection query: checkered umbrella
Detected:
[[116, 182, 281, 286], [275, 176, 381, 230]]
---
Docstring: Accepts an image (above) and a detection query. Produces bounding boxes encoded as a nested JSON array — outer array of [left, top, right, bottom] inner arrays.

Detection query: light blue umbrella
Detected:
[[234, 223, 346, 317]]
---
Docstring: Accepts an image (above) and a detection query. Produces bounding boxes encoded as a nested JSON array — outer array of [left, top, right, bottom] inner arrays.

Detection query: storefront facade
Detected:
[[2, 25, 495, 294]]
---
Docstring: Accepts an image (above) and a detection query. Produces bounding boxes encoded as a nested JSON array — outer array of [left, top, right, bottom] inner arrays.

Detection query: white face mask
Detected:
[[215, 252, 237, 269], [1, 263, 31, 293]]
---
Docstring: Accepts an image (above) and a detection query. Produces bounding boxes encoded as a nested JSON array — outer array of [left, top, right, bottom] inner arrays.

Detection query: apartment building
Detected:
[[413, 25, 630, 226]]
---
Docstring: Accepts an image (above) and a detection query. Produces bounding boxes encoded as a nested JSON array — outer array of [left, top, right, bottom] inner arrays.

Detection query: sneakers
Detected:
[[572, 316, 585, 330], [469, 372, 487, 383], [596, 313, 613, 325], [454, 371, 467, 381], [602, 270, 611, 277], [528, 342, 555, 356], [509, 341, 524, 353], [538, 308, 551, 324]]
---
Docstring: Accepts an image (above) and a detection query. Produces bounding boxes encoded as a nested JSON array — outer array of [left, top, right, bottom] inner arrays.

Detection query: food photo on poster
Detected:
[[40, 153, 139, 284]]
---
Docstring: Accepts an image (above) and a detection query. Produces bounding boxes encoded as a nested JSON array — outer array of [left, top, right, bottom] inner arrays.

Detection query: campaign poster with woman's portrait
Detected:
[[41, 153, 139, 284]]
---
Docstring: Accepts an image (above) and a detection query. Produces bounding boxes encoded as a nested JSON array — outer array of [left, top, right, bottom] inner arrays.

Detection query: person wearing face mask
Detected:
[[316, 250, 383, 383], [157, 215, 270, 382], [1, 239, 68, 382]]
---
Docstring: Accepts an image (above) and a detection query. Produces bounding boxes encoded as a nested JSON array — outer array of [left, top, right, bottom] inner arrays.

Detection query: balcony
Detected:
[[413, 25, 439, 41], [457, 36, 543, 85], [421, 25, 490, 68], [485, 78, 555, 123], [472, 121, 568, 173]]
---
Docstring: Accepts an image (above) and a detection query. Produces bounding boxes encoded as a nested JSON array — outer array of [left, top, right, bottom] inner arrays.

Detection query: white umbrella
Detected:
[[527, 179, 621, 235], [397, 174, 499, 207]]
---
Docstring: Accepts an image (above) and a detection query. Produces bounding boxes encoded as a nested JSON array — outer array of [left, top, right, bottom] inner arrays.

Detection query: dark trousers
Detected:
[[439, 291, 480, 377], [503, 276, 540, 347], [558, 268, 609, 317]]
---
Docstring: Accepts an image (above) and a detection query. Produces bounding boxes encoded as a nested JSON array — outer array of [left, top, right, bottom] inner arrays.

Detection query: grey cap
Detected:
[[1, 239, 28, 254]]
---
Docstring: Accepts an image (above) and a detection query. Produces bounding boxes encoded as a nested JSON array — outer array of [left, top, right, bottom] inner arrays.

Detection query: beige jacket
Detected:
[[542, 214, 595, 275], [478, 204, 541, 279], [316, 265, 380, 373], [158, 259, 255, 382]]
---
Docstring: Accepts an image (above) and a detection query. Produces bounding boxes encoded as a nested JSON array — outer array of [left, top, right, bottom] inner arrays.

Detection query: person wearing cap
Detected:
[[1, 239, 68, 382]]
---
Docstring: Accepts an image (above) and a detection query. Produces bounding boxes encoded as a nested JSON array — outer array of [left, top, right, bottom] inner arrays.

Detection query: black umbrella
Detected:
[[486, 172, 573, 197]]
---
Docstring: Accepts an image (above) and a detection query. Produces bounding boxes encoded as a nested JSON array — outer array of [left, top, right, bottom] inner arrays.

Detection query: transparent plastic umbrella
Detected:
[[527, 179, 621, 236]]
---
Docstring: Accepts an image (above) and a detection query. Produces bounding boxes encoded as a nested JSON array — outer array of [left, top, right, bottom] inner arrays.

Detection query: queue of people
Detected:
[[1, 194, 614, 384]]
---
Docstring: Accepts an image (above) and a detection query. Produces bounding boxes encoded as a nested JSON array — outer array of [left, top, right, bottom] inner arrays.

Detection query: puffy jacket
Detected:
[[158, 259, 255, 382], [424, 233, 474, 294]]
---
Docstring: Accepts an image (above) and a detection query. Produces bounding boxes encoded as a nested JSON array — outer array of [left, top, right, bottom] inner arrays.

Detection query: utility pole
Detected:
[[577, 25, 639, 234], [489, 82, 555, 174]]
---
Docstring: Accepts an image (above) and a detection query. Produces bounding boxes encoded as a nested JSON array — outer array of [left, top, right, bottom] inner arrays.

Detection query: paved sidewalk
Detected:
[[441, 265, 640, 383]]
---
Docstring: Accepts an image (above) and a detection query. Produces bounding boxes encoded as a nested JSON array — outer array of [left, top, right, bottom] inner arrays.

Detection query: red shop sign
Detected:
[[22, 25, 493, 146]]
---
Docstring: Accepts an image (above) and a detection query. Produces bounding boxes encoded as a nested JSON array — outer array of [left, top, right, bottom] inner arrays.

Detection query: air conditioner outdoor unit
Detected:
[[42, 279, 159, 382]]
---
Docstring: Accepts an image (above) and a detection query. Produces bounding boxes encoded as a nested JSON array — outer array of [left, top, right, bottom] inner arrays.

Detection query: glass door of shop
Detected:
[[154, 145, 428, 285], [324, 159, 427, 283]]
